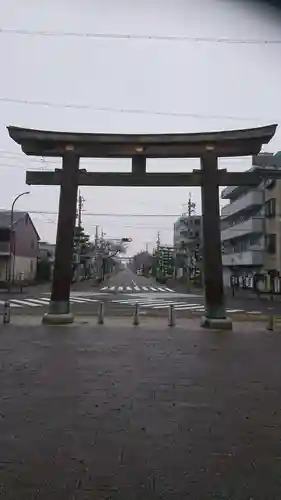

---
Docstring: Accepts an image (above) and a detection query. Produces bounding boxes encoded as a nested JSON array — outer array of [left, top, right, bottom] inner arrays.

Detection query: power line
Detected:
[[0, 96, 277, 122], [0, 27, 280, 45], [29, 210, 185, 217]]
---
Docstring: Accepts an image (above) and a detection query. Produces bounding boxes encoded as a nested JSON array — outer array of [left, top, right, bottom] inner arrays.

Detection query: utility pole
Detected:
[[76, 191, 84, 281], [187, 192, 196, 217], [156, 232, 160, 250], [94, 225, 99, 246]]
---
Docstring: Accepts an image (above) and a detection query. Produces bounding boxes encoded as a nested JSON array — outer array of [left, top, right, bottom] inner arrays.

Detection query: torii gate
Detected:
[[7, 124, 279, 329]]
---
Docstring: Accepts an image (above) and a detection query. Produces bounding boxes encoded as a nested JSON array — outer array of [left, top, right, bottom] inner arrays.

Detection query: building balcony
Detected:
[[221, 190, 264, 219], [221, 217, 264, 241], [222, 250, 264, 267]]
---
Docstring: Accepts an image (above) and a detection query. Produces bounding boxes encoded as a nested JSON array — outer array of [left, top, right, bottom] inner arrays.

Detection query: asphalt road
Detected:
[[1, 270, 281, 319], [0, 320, 280, 499]]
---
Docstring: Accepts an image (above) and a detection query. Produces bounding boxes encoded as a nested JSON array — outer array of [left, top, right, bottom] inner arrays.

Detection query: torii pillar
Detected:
[[7, 124, 278, 329]]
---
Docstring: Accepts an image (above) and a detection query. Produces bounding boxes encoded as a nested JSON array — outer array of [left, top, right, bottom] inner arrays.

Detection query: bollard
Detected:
[[267, 294, 275, 331], [3, 300, 11, 324], [133, 303, 140, 326], [168, 304, 175, 327], [97, 301, 104, 325]]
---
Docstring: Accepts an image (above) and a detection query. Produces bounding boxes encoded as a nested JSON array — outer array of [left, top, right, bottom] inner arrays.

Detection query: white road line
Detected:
[[134, 286, 141, 291], [126, 286, 132, 291], [0, 299, 22, 308], [69, 298, 92, 303], [157, 287, 168, 292], [174, 304, 205, 310], [152, 302, 196, 309], [132, 280, 137, 286], [109, 286, 116, 291], [117, 286, 124, 291], [164, 287, 175, 292], [226, 309, 244, 313], [73, 298, 98, 303], [247, 311, 262, 315], [11, 299, 41, 307], [142, 286, 149, 291], [149, 287, 158, 291], [100, 286, 108, 290]]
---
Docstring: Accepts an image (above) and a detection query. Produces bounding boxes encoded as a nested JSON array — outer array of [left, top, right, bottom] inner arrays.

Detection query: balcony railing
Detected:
[[221, 217, 264, 241], [221, 190, 264, 219], [222, 250, 264, 267]]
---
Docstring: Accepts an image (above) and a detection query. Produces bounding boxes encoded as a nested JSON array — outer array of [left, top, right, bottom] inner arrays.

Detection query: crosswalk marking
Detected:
[[0, 295, 100, 310], [0, 299, 22, 308], [11, 299, 42, 307], [99, 285, 176, 293], [24, 298, 50, 305], [110, 298, 250, 314]]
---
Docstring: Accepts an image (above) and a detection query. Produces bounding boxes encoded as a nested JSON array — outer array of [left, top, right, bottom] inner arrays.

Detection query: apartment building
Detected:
[[220, 152, 281, 286], [174, 214, 202, 277]]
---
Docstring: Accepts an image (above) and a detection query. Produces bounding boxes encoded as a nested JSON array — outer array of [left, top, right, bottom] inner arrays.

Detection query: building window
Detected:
[[194, 219, 200, 226], [265, 198, 276, 218], [265, 234, 276, 254]]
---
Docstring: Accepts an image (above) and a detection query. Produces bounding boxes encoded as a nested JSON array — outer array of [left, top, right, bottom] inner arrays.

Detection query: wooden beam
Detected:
[[8, 124, 277, 158], [26, 169, 281, 187], [26, 171, 203, 186]]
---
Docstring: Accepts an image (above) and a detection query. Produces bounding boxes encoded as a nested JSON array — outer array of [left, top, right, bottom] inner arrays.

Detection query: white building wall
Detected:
[[13, 256, 37, 281]]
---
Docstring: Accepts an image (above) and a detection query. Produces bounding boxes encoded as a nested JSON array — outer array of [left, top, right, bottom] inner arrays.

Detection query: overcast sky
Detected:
[[1, 0, 281, 255]]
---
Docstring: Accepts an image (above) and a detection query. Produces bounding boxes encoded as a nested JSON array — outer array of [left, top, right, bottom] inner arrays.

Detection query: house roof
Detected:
[[0, 210, 40, 239]]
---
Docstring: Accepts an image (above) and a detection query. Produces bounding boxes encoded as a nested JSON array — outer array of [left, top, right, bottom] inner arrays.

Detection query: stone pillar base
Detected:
[[201, 316, 233, 331], [42, 300, 74, 325], [42, 312, 74, 325]]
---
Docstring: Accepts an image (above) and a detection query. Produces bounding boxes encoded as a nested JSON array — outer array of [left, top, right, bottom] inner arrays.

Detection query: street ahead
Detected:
[[1, 269, 281, 318]]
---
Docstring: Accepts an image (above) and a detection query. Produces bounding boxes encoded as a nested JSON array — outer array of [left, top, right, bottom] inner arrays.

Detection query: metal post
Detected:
[[168, 304, 175, 327], [3, 300, 11, 324], [97, 301, 104, 325], [8, 192, 30, 294], [133, 302, 140, 326], [267, 293, 275, 331]]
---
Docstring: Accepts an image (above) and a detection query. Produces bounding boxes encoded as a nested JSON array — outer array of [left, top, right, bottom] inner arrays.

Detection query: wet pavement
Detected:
[[0, 320, 281, 499]]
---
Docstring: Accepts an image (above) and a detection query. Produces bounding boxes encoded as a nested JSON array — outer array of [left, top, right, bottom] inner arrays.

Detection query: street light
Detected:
[[8, 191, 30, 292]]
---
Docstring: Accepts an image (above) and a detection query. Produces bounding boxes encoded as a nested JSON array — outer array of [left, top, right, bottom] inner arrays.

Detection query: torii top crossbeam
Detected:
[[7, 124, 277, 158]]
